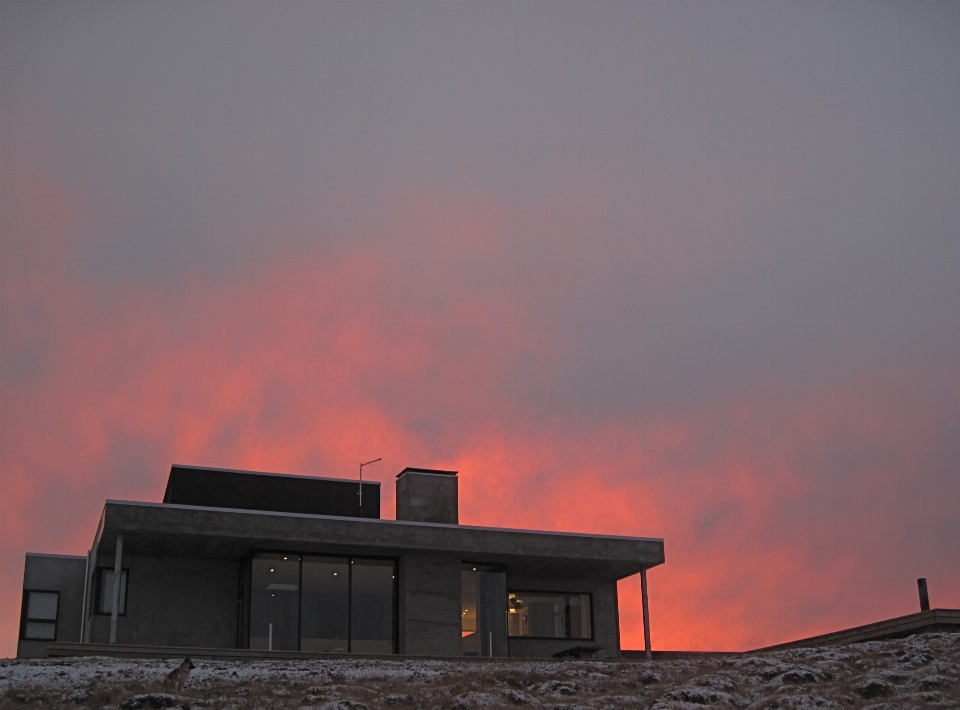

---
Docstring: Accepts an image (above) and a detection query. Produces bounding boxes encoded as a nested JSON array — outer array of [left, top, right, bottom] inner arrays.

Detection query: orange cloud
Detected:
[[2, 172, 958, 658]]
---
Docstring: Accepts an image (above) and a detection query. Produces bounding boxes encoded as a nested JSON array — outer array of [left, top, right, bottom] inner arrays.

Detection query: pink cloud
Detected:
[[1, 171, 957, 659]]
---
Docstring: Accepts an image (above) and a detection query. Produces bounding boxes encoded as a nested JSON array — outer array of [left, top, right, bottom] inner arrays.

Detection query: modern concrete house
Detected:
[[17, 465, 665, 660]]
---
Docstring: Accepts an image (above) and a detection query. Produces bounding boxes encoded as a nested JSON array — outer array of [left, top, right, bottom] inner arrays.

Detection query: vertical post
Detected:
[[109, 533, 123, 644], [79, 549, 91, 642], [917, 578, 930, 612], [640, 567, 652, 660]]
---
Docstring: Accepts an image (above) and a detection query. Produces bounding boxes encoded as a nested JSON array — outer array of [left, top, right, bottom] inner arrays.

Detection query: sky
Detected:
[[1, 1, 959, 658]]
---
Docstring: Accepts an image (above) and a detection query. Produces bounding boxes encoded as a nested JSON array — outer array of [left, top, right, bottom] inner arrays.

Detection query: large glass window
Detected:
[[21, 591, 59, 640], [95, 569, 128, 615], [462, 565, 507, 656], [507, 592, 592, 639], [350, 559, 395, 654], [248, 553, 396, 653], [250, 553, 301, 651], [301, 556, 349, 652]]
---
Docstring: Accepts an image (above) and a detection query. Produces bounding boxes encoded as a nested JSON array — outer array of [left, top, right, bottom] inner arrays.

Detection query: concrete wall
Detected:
[[505, 574, 621, 659], [17, 553, 87, 659], [88, 553, 239, 649], [398, 553, 461, 656], [396, 471, 458, 524]]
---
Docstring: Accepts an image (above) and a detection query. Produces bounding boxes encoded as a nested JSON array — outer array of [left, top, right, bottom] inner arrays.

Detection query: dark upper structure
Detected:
[[163, 465, 381, 518], [18, 464, 665, 660]]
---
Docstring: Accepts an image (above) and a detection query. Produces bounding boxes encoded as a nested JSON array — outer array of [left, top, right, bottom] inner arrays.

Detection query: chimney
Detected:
[[395, 468, 458, 524], [917, 578, 930, 612]]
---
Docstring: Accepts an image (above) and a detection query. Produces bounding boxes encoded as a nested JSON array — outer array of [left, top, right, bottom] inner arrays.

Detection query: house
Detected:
[[17, 464, 664, 660]]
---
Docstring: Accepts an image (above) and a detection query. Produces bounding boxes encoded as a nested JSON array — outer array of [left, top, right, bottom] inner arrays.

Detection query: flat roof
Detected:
[[93, 499, 665, 581], [396, 467, 457, 478]]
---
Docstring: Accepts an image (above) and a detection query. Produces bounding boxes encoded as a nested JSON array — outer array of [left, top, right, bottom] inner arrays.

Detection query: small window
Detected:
[[95, 568, 128, 615], [21, 590, 59, 641], [507, 592, 592, 639]]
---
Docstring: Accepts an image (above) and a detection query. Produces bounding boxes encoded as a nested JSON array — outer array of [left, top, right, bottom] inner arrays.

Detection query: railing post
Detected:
[[640, 567, 652, 660], [109, 533, 123, 644]]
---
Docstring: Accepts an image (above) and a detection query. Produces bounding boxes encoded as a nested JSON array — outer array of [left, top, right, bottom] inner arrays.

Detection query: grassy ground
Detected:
[[1, 633, 958, 709]]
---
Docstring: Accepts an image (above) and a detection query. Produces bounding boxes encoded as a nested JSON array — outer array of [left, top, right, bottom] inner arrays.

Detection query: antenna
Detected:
[[359, 458, 381, 517]]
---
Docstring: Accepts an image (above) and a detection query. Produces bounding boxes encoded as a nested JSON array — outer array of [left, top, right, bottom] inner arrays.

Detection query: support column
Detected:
[[79, 549, 91, 642], [109, 533, 123, 644], [640, 567, 651, 660]]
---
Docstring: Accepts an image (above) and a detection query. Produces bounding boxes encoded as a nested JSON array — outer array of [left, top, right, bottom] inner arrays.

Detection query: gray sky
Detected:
[[2, 1, 959, 653]]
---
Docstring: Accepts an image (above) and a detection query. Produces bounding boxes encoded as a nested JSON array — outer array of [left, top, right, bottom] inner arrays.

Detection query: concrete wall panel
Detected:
[[89, 553, 239, 648], [398, 553, 461, 656], [396, 471, 458, 524], [17, 554, 87, 659]]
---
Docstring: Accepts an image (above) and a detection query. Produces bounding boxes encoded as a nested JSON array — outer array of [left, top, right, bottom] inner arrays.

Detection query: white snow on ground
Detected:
[[1, 633, 958, 709]]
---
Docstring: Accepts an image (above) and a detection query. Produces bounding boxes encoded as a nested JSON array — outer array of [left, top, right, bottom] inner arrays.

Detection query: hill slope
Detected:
[[2, 633, 958, 709]]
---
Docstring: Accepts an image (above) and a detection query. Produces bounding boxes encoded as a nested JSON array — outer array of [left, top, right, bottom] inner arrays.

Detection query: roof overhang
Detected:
[[92, 500, 664, 581]]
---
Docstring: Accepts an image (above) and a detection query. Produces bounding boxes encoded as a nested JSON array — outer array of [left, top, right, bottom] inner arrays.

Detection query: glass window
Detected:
[[301, 556, 349, 653], [349, 559, 395, 654], [462, 565, 507, 656], [249, 553, 300, 651], [22, 591, 59, 640], [96, 569, 128, 615], [507, 592, 592, 639], [247, 553, 396, 653]]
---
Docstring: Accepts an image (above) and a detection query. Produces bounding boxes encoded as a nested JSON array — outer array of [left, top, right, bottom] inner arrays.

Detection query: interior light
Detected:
[[333, 572, 338, 576], [472, 567, 477, 571], [270, 568, 275, 573], [283, 557, 288, 560]]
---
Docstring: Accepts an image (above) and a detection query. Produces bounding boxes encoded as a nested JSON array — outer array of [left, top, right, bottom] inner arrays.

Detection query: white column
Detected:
[[640, 567, 652, 660], [109, 533, 123, 644]]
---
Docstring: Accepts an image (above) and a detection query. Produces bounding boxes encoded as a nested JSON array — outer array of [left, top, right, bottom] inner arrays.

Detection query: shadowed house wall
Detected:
[[87, 554, 239, 648], [17, 554, 87, 659]]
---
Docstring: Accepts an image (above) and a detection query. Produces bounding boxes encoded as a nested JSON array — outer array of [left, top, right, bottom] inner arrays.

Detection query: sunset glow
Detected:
[[2, 1, 959, 658]]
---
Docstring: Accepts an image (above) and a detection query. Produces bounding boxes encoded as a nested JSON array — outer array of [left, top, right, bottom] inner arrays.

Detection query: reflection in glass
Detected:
[[97, 570, 127, 614], [250, 553, 300, 651], [507, 592, 592, 639], [301, 556, 349, 652], [28, 591, 59, 621], [462, 565, 507, 656], [350, 559, 395, 654]]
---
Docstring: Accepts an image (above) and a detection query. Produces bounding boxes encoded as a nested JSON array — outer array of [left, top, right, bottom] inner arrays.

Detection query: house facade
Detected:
[[18, 465, 664, 660]]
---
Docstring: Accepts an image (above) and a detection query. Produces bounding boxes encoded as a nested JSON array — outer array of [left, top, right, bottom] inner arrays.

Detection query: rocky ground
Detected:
[[1, 633, 958, 709]]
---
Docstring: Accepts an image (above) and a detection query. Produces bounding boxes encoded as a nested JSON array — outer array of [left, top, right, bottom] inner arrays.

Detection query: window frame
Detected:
[[20, 589, 60, 641], [506, 589, 594, 641], [247, 549, 398, 654], [94, 567, 130, 616]]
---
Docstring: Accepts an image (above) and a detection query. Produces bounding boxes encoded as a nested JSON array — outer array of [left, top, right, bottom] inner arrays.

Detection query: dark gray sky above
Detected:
[[2, 1, 959, 652]]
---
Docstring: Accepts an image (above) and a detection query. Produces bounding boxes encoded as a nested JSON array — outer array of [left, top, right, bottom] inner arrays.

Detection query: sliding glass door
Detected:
[[350, 559, 395, 654], [249, 553, 300, 651], [461, 564, 507, 657], [301, 556, 349, 652], [249, 552, 396, 653]]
